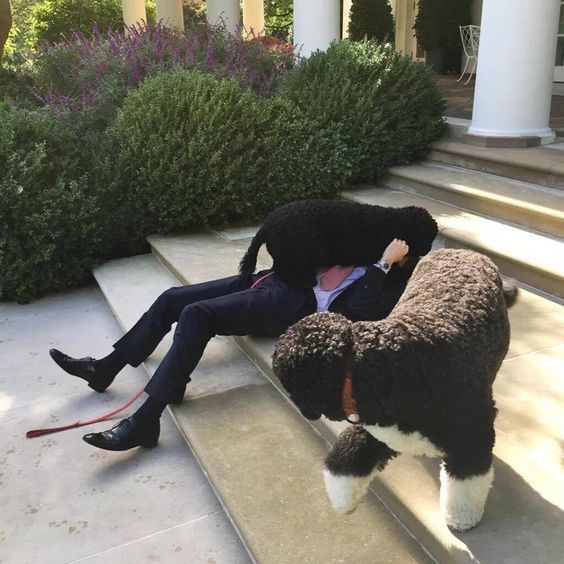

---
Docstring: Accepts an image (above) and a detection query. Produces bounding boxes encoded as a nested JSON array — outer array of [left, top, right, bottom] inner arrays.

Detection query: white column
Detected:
[[468, 0, 560, 142], [243, 0, 264, 36], [121, 0, 147, 30], [294, 0, 340, 58], [207, 0, 241, 34], [342, 0, 352, 39], [155, 0, 184, 30]]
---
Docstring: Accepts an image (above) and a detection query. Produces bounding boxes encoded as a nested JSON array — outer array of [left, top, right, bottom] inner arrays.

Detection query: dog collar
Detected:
[[342, 372, 360, 424]]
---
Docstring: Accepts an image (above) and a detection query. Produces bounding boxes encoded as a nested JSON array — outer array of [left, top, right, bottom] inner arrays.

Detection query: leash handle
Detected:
[[26, 387, 145, 439]]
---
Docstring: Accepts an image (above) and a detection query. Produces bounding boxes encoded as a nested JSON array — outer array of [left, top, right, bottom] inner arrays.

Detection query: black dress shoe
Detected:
[[49, 348, 113, 392], [83, 417, 160, 451]]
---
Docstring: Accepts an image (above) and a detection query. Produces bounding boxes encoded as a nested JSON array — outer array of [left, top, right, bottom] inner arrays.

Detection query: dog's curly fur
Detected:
[[240, 199, 438, 287], [272, 249, 516, 531]]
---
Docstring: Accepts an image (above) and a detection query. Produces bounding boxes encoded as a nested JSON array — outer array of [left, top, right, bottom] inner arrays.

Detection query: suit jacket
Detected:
[[328, 258, 419, 322]]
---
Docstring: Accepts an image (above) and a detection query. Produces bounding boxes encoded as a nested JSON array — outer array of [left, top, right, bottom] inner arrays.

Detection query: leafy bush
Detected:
[[112, 69, 350, 232], [0, 103, 102, 302], [31, 22, 294, 129], [348, 0, 394, 43], [4, 0, 156, 68], [264, 0, 293, 41], [281, 39, 446, 181], [0, 68, 37, 106], [31, 0, 123, 44], [0, 68, 350, 302]]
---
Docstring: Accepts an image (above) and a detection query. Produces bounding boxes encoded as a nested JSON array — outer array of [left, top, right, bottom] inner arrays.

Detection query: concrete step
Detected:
[[93, 253, 433, 564], [343, 187, 564, 300], [148, 231, 564, 564], [382, 162, 564, 239], [429, 139, 564, 191]]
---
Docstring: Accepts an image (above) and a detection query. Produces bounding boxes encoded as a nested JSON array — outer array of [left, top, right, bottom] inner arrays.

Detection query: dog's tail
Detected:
[[239, 226, 266, 282], [502, 279, 519, 308]]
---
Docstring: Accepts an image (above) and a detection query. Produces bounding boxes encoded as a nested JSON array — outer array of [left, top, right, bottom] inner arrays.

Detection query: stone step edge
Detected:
[[342, 188, 564, 299], [93, 255, 439, 564], [430, 139, 564, 177], [148, 238, 477, 564], [384, 163, 564, 226]]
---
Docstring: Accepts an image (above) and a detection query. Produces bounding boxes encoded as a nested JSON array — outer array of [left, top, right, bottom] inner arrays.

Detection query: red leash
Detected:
[[251, 271, 275, 288], [26, 387, 145, 439]]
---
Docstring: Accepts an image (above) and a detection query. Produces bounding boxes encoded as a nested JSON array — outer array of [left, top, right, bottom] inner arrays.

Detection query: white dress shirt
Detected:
[[313, 266, 367, 312]]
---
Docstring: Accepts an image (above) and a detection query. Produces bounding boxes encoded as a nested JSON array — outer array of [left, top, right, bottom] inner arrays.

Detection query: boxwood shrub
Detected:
[[0, 104, 102, 302], [112, 69, 351, 232], [280, 39, 446, 182]]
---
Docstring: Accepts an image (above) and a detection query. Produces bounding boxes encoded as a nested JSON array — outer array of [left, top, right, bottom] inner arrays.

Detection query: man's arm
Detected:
[[332, 239, 410, 322]]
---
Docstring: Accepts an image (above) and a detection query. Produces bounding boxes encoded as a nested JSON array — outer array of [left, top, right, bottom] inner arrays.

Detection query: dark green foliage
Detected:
[[31, 0, 124, 43], [281, 39, 446, 182], [0, 104, 100, 301], [348, 0, 394, 44], [0, 102, 145, 302], [0, 68, 37, 106], [264, 0, 293, 41], [112, 69, 350, 232], [414, 0, 472, 51], [1, 30, 449, 302], [30, 0, 157, 44]]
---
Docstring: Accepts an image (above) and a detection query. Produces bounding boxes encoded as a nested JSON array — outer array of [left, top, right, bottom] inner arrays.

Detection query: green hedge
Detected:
[[31, 0, 156, 44], [1, 37, 448, 303], [281, 40, 446, 182], [0, 104, 102, 302], [0, 70, 350, 302], [112, 69, 350, 232]]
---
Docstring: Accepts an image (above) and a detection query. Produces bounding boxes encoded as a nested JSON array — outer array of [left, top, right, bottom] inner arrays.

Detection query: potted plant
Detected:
[[348, 0, 395, 44], [414, 0, 472, 74]]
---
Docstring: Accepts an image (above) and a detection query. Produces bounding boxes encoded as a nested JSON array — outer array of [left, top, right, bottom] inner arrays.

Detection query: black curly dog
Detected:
[[272, 249, 518, 532], [240, 199, 438, 287]]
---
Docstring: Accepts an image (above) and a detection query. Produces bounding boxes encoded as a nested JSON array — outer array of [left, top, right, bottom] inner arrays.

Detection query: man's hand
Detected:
[[381, 239, 409, 265]]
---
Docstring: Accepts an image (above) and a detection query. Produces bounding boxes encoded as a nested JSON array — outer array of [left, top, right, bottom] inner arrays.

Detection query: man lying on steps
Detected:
[[50, 238, 414, 452]]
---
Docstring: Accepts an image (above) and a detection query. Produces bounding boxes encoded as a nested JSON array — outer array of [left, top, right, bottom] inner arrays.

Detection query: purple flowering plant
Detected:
[[31, 20, 295, 129]]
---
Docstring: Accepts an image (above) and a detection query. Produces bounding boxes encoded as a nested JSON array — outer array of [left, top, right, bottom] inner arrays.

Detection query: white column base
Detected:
[[467, 126, 556, 144]]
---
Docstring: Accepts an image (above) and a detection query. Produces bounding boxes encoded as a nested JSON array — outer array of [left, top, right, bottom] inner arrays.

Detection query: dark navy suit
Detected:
[[113, 261, 417, 404]]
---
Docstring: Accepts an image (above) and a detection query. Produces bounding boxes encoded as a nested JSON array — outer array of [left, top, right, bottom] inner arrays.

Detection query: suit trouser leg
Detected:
[[113, 275, 249, 368], [144, 285, 305, 404]]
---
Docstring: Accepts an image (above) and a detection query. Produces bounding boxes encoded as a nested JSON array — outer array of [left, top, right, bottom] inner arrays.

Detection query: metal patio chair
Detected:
[[459, 25, 480, 85]]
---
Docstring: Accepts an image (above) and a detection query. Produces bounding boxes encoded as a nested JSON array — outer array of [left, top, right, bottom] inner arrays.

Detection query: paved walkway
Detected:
[[0, 287, 250, 564]]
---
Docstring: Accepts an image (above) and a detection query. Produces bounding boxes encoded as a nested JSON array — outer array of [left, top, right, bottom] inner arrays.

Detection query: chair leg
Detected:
[[458, 57, 470, 83], [465, 57, 477, 85]]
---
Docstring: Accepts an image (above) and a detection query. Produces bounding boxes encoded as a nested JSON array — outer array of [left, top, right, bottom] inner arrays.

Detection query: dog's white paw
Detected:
[[323, 469, 374, 514], [440, 465, 494, 532]]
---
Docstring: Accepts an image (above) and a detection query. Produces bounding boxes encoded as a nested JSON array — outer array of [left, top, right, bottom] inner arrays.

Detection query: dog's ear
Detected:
[[273, 312, 353, 421]]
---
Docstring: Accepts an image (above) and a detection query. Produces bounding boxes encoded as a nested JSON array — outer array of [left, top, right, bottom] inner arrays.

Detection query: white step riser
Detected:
[[440, 237, 563, 300], [428, 150, 564, 192], [382, 174, 564, 239]]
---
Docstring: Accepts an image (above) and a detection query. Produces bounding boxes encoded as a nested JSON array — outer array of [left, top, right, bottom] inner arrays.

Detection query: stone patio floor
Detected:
[[0, 287, 250, 564], [436, 75, 564, 135]]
